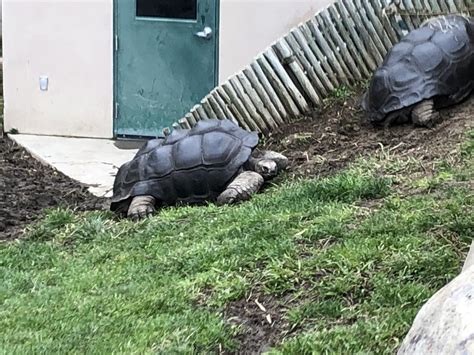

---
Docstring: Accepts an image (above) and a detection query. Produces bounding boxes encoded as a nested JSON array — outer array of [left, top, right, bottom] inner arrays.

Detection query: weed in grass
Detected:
[[461, 130, 474, 158], [321, 84, 357, 108], [331, 85, 354, 101], [27, 208, 76, 242]]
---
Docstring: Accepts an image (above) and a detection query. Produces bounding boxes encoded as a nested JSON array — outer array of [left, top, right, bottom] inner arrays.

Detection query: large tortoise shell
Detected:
[[363, 15, 474, 123], [111, 119, 259, 214]]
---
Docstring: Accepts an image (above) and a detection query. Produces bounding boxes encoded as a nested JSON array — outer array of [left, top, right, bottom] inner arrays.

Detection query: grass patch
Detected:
[[323, 81, 368, 107], [0, 132, 472, 353]]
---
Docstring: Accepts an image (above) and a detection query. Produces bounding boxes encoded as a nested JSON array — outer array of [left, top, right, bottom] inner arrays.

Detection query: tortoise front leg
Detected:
[[216, 171, 264, 205], [411, 99, 440, 128], [127, 195, 156, 220]]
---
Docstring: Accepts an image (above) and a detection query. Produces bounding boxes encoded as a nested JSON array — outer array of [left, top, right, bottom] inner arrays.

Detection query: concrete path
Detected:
[[9, 134, 139, 197]]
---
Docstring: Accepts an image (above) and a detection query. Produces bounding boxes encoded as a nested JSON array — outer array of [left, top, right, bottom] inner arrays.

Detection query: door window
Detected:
[[136, 0, 197, 20]]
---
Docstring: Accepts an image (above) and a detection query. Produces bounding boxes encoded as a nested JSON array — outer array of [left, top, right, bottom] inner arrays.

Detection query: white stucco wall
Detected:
[[3, 0, 331, 138], [3, 0, 113, 138], [218, 0, 334, 83], [0, 0, 3, 39]]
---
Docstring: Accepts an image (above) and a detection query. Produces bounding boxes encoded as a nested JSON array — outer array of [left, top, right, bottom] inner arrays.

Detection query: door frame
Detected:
[[113, 0, 220, 139]]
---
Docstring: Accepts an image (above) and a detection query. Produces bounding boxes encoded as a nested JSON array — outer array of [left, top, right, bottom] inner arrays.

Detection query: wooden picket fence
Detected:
[[172, 0, 473, 134]]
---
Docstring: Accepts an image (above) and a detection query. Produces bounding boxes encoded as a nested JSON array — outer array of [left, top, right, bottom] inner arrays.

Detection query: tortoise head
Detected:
[[253, 159, 278, 180]]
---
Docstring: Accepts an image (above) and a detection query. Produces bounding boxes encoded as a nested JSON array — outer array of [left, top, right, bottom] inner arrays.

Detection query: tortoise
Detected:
[[362, 14, 474, 127], [111, 119, 288, 219]]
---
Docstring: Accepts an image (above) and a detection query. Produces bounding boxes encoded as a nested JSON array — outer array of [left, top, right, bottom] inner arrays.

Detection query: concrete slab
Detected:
[[9, 134, 139, 197]]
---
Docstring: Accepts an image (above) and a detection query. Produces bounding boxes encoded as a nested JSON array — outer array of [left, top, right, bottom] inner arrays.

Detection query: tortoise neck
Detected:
[[245, 156, 259, 172]]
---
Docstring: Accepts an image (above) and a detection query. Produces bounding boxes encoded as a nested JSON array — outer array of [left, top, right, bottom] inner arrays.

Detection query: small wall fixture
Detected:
[[39, 76, 49, 91]]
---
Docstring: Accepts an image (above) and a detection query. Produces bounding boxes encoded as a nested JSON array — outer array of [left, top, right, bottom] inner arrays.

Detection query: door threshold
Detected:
[[113, 138, 148, 150]]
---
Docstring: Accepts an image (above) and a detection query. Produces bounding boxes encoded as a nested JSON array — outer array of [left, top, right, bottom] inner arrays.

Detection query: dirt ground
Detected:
[[0, 137, 106, 241], [265, 90, 473, 180], [224, 293, 293, 354]]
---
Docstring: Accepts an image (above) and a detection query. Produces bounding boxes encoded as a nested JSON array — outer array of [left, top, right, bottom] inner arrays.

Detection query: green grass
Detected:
[[325, 81, 369, 105], [0, 132, 472, 353], [330, 85, 355, 101]]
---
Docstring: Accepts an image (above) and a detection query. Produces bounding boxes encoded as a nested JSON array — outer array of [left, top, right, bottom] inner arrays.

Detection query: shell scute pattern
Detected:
[[412, 42, 445, 72], [172, 134, 203, 170], [202, 131, 240, 166], [363, 15, 474, 123], [146, 145, 174, 178]]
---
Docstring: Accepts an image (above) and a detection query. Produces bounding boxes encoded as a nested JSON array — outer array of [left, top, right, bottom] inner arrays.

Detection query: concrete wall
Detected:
[[218, 0, 334, 83], [3, 0, 113, 138]]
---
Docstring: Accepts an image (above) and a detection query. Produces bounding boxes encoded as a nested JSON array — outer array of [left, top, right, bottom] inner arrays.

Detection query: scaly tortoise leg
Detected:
[[216, 171, 264, 205], [127, 195, 156, 220], [412, 99, 440, 128]]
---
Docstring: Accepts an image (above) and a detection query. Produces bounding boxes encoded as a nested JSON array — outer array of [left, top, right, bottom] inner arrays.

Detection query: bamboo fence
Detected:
[[171, 0, 473, 134]]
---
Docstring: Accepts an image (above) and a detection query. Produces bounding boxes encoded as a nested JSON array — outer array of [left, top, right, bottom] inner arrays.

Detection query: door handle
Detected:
[[194, 26, 213, 40]]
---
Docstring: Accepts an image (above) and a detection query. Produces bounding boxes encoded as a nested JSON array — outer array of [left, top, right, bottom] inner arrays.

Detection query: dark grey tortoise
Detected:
[[362, 14, 473, 127], [110, 119, 288, 220]]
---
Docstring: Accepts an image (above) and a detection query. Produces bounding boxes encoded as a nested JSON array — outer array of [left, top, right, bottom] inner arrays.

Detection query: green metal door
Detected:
[[114, 0, 219, 137]]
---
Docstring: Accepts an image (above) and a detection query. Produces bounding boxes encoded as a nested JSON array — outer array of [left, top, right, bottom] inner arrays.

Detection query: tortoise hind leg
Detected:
[[383, 110, 410, 127], [216, 171, 264, 206], [412, 99, 440, 128], [127, 195, 156, 220]]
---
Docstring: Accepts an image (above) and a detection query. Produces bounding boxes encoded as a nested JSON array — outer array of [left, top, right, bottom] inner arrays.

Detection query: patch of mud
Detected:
[[0, 137, 107, 241], [264, 91, 473, 179], [224, 294, 292, 354]]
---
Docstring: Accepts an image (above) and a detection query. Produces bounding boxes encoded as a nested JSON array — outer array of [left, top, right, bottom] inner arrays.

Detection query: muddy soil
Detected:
[[265, 91, 474, 180], [0, 137, 106, 241], [224, 294, 294, 355]]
